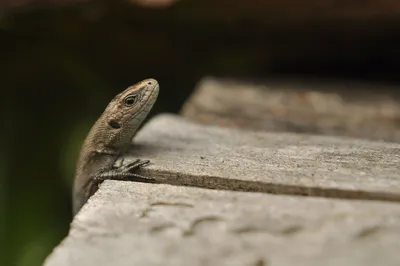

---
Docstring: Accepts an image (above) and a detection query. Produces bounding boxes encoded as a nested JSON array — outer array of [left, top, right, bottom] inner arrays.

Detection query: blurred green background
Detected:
[[1, 0, 400, 265]]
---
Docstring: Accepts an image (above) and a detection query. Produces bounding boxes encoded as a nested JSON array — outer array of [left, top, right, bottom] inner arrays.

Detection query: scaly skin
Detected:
[[72, 78, 159, 215]]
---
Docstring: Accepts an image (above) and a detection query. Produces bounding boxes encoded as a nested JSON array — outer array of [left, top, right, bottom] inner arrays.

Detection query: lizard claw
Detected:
[[93, 158, 154, 183], [94, 159, 155, 183], [119, 159, 150, 173]]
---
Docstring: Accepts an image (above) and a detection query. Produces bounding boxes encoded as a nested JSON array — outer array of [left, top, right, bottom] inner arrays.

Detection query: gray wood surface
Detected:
[[181, 77, 400, 142], [45, 114, 400, 265], [45, 181, 400, 266], [127, 114, 400, 202]]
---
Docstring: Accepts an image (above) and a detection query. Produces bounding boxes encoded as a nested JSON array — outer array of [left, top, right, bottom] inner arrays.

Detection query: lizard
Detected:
[[72, 78, 159, 215]]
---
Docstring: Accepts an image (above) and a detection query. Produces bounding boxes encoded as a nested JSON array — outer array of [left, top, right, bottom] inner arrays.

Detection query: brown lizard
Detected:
[[72, 78, 159, 215]]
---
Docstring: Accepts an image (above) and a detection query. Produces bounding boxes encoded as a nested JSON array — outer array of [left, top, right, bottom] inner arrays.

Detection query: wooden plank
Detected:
[[45, 114, 400, 265], [45, 181, 400, 266], [181, 77, 400, 143], [125, 114, 400, 202]]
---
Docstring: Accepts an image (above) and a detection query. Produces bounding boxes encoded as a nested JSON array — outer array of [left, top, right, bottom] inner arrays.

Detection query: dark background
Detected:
[[1, 0, 400, 265]]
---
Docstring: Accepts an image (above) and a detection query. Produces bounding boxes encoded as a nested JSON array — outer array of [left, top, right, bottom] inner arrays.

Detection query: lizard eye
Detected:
[[124, 95, 138, 106]]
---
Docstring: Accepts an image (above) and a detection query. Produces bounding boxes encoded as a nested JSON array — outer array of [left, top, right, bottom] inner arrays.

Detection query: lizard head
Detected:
[[102, 78, 159, 149]]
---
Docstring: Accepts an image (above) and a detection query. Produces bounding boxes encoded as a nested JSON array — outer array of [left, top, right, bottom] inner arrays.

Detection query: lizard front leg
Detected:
[[94, 158, 154, 183], [84, 160, 154, 198], [95, 143, 153, 182]]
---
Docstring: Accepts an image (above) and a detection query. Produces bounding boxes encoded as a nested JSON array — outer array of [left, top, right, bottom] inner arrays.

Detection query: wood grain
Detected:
[[181, 78, 400, 143]]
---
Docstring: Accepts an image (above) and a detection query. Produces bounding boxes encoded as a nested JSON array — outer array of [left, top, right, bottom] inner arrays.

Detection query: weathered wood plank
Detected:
[[45, 181, 400, 266], [181, 77, 400, 143], [126, 114, 400, 202], [45, 114, 400, 265]]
